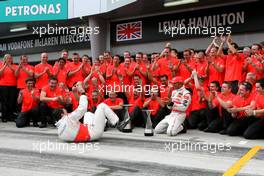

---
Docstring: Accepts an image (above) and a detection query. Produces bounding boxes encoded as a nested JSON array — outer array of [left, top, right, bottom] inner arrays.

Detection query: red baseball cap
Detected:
[[170, 76, 184, 83]]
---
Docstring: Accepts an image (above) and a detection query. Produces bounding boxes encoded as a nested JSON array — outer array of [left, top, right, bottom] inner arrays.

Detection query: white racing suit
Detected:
[[155, 87, 191, 136], [55, 95, 119, 142]]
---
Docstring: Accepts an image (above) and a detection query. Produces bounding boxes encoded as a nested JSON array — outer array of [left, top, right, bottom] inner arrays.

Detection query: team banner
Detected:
[[111, 1, 264, 45], [0, 33, 90, 56]]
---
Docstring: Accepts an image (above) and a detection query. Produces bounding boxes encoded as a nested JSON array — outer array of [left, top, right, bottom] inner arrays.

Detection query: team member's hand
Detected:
[[245, 108, 253, 116], [246, 57, 252, 64]]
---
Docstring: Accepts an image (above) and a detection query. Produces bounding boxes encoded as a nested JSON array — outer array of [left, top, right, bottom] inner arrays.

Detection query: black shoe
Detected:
[[198, 123, 207, 131], [33, 123, 39, 127], [203, 127, 211, 132], [219, 129, 227, 135], [39, 123, 47, 128]]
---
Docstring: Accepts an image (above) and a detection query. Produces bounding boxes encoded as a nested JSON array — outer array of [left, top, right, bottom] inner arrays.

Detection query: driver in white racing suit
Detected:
[[55, 81, 119, 142], [155, 76, 191, 136]]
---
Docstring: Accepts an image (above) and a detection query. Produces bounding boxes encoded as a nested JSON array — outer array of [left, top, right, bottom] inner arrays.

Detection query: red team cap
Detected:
[[170, 76, 184, 83]]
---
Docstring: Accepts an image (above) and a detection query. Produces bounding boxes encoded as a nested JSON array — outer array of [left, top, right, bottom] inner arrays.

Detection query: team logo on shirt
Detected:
[[116, 21, 142, 42]]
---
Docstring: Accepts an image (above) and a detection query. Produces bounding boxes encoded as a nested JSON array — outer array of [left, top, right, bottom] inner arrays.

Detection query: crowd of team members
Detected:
[[0, 34, 264, 139]]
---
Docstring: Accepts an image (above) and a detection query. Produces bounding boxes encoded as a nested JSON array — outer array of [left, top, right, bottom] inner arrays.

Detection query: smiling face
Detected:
[[49, 79, 58, 90], [251, 44, 260, 55], [72, 54, 79, 63], [210, 47, 217, 57], [20, 55, 28, 64], [256, 82, 264, 94], [109, 91, 117, 102], [41, 53, 48, 63]]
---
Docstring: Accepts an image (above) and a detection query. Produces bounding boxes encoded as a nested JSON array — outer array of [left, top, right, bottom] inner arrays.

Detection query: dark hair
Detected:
[[160, 75, 168, 80], [82, 54, 89, 58], [256, 79, 264, 88], [114, 54, 120, 58], [241, 81, 253, 92], [252, 43, 262, 50], [183, 49, 192, 55], [72, 52, 79, 56], [231, 42, 239, 50], [49, 76, 58, 82], [58, 57, 66, 63], [136, 52, 143, 56], [222, 81, 232, 89], [171, 49, 178, 54], [25, 77, 36, 83], [211, 81, 221, 92]]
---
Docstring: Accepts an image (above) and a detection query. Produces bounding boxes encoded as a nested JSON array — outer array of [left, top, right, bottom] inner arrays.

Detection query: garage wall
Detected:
[[111, 32, 264, 55]]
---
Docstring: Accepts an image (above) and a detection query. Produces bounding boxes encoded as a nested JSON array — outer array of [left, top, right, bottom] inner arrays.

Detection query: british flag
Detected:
[[116, 21, 142, 42]]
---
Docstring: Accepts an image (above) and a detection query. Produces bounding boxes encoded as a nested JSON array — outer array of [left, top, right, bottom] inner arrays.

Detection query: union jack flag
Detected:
[[116, 21, 142, 42]]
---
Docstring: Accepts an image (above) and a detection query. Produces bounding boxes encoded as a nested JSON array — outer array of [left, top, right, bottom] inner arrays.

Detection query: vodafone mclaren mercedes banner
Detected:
[[0, 33, 90, 56], [111, 1, 264, 45]]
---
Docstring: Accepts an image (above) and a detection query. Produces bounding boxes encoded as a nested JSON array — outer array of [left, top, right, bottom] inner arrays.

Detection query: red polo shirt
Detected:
[[21, 88, 40, 112]]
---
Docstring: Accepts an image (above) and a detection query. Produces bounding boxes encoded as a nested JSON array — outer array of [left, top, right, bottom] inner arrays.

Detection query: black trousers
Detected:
[[114, 109, 125, 121], [205, 106, 223, 133], [16, 106, 40, 128], [221, 109, 233, 130], [188, 109, 206, 129], [227, 116, 256, 136], [130, 106, 144, 127], [243, 117, 264, 139], [39, 102, 62, 125], [0, 86, 17, 121]]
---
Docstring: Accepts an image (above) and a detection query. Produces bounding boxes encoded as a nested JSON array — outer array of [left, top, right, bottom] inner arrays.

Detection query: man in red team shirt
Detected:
[[16, 78, 40, 128], [188, 71, 208, 130], [127, 52, 147, 86], [34, 53, 53, 90], [15, 55, 34, 89], [206, 47, 225, 85], [67, 53, 85, 89], [53, 58, 69, 85], [122, 78, 145, 127], [218, 82, 253, 136], [104, 91, 124, 120], [142, 89, 165, 128], [154, 47, 179, 80], [106, 55, 121, 87], [176, 49, 194, 81], [88, 90, 103, 113], [148, 53, 160, 85], [220, 34, 244, 94], [118, 57, 132, 86], [200, 80, 221, 131], [243, 44, 264, 80], [81, 54, 92, 79], [244, 79, 264, 139], [208, 82, 235, 134], [39, 77, 64, 128], [0, 54, 18, 122]]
